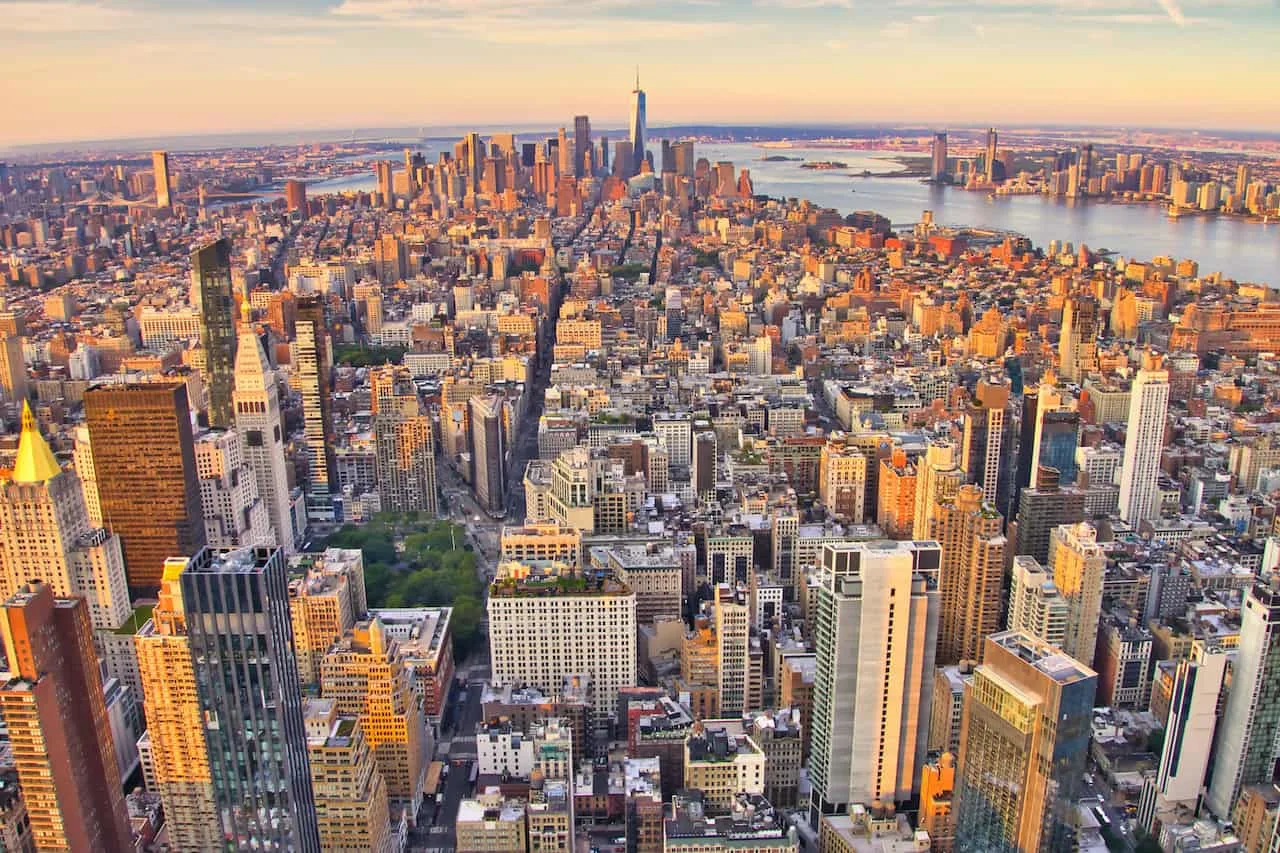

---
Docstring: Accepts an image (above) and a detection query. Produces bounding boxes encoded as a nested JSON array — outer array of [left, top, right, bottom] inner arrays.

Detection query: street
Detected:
[[409, 671, 487, 853]]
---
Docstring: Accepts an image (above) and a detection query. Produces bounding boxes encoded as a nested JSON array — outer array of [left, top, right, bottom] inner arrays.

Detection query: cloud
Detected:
[[259, 33, 340, 46], [754, 0, 854, 7], [1156, 0, 1187, 24], [0, 1, 133, 32]]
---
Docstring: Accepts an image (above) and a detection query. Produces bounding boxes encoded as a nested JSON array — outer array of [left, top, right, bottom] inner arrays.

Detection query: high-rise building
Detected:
[[84, 381, 206, 590], [0, 402, 130, 630], [0, 332, 27, 403], [1206, 580, 1280, 820], [1007, 556, 1069, 649], [629, 71, 647, 177], [0, 584, 133, 852], [304, 702, 394, 853], [372, 366, 438, 515], [403, 147, 418, 198], [1048, 522, 1107, 664], [1059, 295, 1100, 382], [194, 429, 272, 549], [913, 440, 964, 540], [285, 179, 307, 212], [1139, 640, 1231, 832], [296, 297, 335, 520], [984, 128, 998, 184], [573, 115, 592, 178], [487, 559, 637, 716], [1118, 356, 1170, 523], [877, 449, 917, 539], [319, 617, 430, 821], [819, 434, 868, 522], [961, 378, 1008, 506], [469, 395, 508, 517], [175, 546, 321, 850], [953, 631, 1096, 853], [135, 558, 221, 849], [808, 540, 941, 824], [1012, 467, 1086, 564], [375, 160, 395, 209], [234, 321, 297, 552], [931, 132, 948, 182], [714, 584, 755, 716], [929, 484, 1006, 665], [152, 150, 172, 208]]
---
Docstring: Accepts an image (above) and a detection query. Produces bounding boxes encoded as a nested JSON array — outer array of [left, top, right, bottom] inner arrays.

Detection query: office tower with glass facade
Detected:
[[180, 546, 321, 851], [84, 381, 206, 590], [931, 132, 948, 181], [953, 631, 1096, 853], [193, 238, 237, 428], [809, 540, 941, 826], [0, 583, 133, 852], [629, 72, 647, 176]]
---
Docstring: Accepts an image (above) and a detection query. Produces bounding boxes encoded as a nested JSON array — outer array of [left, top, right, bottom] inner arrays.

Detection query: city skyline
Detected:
[[3, 0, 1280, 147]]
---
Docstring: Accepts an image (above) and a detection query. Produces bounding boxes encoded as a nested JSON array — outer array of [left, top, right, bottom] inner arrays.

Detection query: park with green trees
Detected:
[[322, 513, 486, 659]]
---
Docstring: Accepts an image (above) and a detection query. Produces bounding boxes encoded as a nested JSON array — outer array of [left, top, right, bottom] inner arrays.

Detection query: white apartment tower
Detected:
[[1206, 581, 1280, 820], [1007, 556, 1069, 650], [1118, 357, 1170, 523], [808, 540, 941, 825], [234, 327, 297, 553]]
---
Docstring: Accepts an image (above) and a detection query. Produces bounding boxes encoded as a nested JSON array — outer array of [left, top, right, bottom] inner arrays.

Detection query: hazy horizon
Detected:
[[3, 0, 1279, 149]]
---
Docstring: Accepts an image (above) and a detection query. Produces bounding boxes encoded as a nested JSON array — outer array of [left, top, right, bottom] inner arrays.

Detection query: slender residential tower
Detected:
[[1118, 353, 1170, 523]]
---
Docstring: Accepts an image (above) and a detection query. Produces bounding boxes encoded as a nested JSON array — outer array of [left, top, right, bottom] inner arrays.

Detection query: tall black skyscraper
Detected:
[[193, 238, 237, 428], [181, 546, 321, 851], [573, 114, 592, 178]]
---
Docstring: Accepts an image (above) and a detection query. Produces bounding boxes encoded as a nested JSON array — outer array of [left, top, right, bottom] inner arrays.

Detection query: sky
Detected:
[[1, 0, 1279, 148]]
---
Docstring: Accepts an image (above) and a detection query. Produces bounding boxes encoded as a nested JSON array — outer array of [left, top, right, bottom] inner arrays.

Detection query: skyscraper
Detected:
[[84, 381, 206, 590], [375, 160, 395, 209], [1206, 579, 1280, 819], [573, 114, 592, 178], [285, 179, 307, 212], [1118, 354, 1170, 523], [1139, 639, 1230, 831], [929, 484, 1006, 665], [152, 149, 172, 208], [1048, 522, 1106, 664], [296, 297, 335, 520], [372, 366, 438, 515], [953, 631, 1096, 853], [469, 395, 508, 517], [193, 238, 237, 428], [912, 439, 964, 540], [319, 617, 430, 820], [629, 71, 647, 177], [403, 147, 418, 198], [0, 583, 133, 852], [931, 132, 948, 182], [0, 332, 28, 403], [808, 540, 941, 825], [0, 402, 131, 630], [177, 546, 321, 851], [984, 128, 998, 184], [961, 378, 1008, 506], [194, 429, 272, 548], [1059, 295, 1100, 381], [135, 558, 222, 849], [234, 319, 296, 552]]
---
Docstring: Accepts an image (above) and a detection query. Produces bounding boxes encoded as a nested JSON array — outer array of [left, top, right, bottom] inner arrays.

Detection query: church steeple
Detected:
[[12, 401, 62, 483]]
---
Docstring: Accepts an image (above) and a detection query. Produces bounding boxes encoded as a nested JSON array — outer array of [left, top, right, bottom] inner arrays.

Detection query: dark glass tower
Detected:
[[181, 546, 320, 852], [193, 238, 237, 428]]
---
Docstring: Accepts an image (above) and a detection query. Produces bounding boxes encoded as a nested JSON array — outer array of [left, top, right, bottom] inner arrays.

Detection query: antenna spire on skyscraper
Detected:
[[635, 66, 640, 91]]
